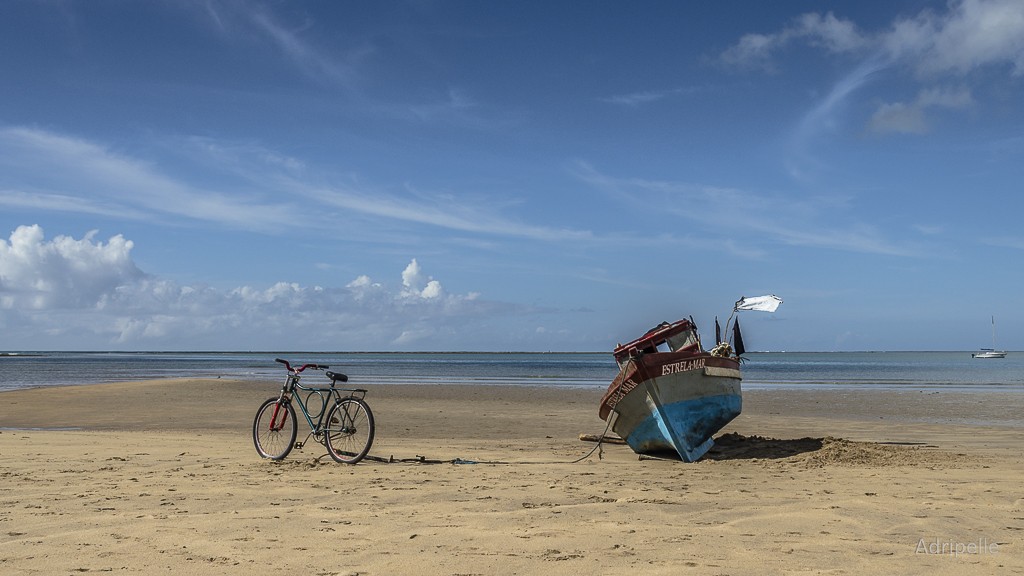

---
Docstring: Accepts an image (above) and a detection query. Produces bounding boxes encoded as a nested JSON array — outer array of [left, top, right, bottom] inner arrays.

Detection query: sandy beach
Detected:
[[2, 378, 1023, 575]]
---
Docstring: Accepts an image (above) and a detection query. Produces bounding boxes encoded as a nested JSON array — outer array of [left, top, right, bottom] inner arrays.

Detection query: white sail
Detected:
[[734, 294, 783, 313]]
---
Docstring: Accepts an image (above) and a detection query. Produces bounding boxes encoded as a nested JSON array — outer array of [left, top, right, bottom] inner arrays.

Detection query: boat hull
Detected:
[[973, 351, 1007, 358], [603, 353, 741, 462]]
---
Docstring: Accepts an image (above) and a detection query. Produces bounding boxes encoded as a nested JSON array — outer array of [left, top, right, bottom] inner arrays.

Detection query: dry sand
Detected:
[[2, 378, 1023, 575]]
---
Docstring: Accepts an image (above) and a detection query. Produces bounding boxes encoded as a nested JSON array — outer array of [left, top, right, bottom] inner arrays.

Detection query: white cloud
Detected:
[[886, 0, 1024, 77], [721, 11, 870, 71], [0, 226, 517, 349], [722, 1, 1024, 76], [400, 258, 444, 299], [346, 275, 374, 289], [0, 225, 143, 309]]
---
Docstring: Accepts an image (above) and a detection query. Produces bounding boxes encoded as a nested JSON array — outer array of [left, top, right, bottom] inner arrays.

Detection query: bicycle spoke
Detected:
[[325, 398, 374, 464], [253, 398, 297, 460]]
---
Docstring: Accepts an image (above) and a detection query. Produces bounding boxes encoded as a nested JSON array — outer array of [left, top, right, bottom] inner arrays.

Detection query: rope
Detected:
[[305, 411, 619, 466], [304, 410, 621, 466], [349, 359, 636, 467], [354, 413, 617, 466]]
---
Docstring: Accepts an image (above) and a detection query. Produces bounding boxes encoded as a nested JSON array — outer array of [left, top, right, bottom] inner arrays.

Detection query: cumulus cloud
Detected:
[[0, 226, 507, 349], [0, 225, 143, 309], [400, 259, 443, 300]]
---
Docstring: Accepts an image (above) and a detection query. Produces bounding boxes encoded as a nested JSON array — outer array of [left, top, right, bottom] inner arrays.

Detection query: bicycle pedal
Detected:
[[294, 442, 304, 449]]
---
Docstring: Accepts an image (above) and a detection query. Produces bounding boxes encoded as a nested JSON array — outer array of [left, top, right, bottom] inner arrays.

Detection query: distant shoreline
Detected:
[[1, 350, 1014, 355], [1, 350, 605, 355]]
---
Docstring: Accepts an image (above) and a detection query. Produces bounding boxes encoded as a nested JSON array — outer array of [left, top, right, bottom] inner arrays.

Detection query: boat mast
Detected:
[[991, 315, 998, 349]]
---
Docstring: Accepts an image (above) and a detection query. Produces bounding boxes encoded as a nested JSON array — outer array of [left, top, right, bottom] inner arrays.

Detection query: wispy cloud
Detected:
[[191, 0, 372, 89], [869, 85, 974, 134], [600, 87, 700, 107], [982, 236, 1024, 251], [295, 180, 592, 242], [0, 189, 148, 220], [248, 8, 371, 88], [785, 56, 890, 179], [0, 126, 591, 243], [189, 2, 517, 131], [0, 127, 294, 231], [572, 161, 918, 257], [795, 56, 889, 138], [722, 0, 1024, 144], [407, 88, 478, 120]]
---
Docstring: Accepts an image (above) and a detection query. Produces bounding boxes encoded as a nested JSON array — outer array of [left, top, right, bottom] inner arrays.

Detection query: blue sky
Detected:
[[2, 0, 1024, 352]]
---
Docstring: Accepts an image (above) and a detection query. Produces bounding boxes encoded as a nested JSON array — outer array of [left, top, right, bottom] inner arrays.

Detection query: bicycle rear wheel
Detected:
[[324, 397, 374, 464], [253, 397, 297, 460]]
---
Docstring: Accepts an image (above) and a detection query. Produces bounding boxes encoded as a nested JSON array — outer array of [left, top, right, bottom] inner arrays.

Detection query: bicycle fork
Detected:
[[268, 395, 290, 432]]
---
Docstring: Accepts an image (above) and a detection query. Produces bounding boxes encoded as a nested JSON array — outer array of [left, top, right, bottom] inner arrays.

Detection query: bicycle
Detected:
[[252, 358, 375, 464]]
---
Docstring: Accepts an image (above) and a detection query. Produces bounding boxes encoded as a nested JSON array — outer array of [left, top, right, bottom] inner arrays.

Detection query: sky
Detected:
[[2, 0, 1024, 352]]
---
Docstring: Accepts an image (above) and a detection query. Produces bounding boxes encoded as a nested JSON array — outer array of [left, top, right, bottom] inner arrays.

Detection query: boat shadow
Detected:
[[701, 432, 823, 461], [633, 433, 825, 462]]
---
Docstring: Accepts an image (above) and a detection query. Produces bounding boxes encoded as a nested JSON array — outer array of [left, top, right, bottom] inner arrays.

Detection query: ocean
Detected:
[[1, 351, 1023, 393]]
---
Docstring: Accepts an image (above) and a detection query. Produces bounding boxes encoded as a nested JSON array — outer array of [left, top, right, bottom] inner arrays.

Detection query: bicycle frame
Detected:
[[279, 372, 366, 442]]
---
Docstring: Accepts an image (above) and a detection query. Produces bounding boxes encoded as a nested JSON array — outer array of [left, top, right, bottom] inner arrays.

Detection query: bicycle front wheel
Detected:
[[253, 397, 297, 460], [324, 397, 374, 464]]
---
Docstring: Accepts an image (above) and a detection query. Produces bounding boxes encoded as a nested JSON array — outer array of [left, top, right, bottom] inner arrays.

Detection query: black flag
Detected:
[[733, 317, 745, 356], [715, 316, 721, 343]]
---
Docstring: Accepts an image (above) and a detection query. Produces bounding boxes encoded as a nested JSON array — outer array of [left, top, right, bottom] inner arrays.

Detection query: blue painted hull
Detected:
[[621, 393, 741, 462]]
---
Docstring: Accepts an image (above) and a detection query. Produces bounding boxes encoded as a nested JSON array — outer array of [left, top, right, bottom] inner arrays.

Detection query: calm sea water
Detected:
[[1, 351, 1023, 393]]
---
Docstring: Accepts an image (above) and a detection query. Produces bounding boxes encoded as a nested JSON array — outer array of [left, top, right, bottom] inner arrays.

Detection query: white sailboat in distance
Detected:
[[972, 316, 1007, 359]]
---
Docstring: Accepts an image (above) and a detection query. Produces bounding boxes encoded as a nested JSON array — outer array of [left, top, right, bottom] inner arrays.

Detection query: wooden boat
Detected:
[[599, 319, 741, 462], [599, 295, 780, 462]]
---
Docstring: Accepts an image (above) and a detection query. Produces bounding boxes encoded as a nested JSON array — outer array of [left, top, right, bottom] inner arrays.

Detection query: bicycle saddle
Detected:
[[326, 371, 348, 383]]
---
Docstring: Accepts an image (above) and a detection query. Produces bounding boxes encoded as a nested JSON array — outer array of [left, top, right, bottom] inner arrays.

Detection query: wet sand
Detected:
[[1, 379, 1022, 575]]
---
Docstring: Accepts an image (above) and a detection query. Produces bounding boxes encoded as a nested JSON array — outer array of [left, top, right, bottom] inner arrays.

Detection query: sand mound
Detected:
[[706, 432, 968, 467]]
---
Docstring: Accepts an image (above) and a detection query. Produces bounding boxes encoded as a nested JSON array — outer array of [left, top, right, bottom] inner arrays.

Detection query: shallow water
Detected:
[[1, 350, 1021, 393]]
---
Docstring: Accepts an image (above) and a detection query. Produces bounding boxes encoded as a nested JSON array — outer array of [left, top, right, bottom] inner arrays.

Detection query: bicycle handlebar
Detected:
[[275, 358, 328, 373]]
